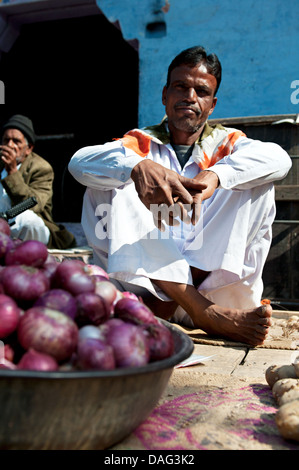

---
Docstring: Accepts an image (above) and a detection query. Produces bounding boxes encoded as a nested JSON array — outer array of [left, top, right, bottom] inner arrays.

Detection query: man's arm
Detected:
[[208, 137, 292, 191]]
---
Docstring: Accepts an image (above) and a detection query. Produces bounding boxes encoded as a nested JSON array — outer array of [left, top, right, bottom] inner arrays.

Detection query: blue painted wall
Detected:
[[97, 0, 299, 128]]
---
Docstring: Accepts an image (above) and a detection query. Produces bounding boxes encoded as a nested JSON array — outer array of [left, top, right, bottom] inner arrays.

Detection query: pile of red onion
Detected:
[[0, 220, 174, 372]]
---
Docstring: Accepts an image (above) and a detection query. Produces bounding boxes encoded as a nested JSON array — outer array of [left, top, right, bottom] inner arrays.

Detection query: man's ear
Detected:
[[162, 86, 167, 106], [208, 96, 217, 116], [26, 143, 34, 156]]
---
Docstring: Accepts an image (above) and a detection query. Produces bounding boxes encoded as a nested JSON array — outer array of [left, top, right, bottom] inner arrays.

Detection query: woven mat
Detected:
[[112, 380, 299, 450], [172, 313, 299, 350]]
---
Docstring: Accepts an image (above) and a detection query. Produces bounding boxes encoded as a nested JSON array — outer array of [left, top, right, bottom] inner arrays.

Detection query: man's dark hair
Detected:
[[166, 45, 222, 95]]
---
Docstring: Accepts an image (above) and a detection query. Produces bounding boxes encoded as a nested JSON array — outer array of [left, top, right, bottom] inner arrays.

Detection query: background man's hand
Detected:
[[0, 144, 19, 174]]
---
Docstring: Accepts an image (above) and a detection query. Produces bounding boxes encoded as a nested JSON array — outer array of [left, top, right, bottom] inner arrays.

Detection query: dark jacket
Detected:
[[1, 151, 75, 249]]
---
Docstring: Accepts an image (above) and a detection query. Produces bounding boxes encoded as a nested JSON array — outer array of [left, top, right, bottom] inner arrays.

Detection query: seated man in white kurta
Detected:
[[69, 46, 292, 346]]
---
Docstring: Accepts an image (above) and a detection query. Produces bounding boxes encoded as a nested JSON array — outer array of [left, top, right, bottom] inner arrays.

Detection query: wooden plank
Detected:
[[275, 185, 299, 201], [232, 348, 299, 382], [209, 114, 298, 127]]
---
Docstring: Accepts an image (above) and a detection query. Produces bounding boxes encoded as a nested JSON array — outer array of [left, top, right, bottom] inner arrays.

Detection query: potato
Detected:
[[275, 399, 299, 442], [272, 378, 299, 406], [265, 364, 297, 388]]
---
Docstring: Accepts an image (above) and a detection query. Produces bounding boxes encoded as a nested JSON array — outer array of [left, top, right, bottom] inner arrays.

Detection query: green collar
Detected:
[[143, 117, 223, 145]]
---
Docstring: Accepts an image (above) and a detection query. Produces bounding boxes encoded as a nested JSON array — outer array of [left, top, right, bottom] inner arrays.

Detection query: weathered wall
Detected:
[[0, 0, 298, 127], [96, 0, 299, 127]]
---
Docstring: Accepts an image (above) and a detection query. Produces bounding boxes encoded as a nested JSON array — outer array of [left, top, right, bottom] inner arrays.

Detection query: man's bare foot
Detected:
[[151, 279, 273, 347], [190, 303, 272, 346]]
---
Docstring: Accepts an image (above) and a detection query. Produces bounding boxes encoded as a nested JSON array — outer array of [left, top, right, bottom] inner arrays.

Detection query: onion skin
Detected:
[[18, 307, 79, 362], [114, 298, 159, 326], [143, 323, 175, 361], [0, 294, 21, 338], [75, 292, 110, 326], [86, 264, 109, 279], [76, 337, 115, 370], [53, 259, 95, 296], [94, 279, 118, 312], [0, 265, 50, 303], [17, 348, 59, 371], [105, 319, 150, 368], [41, 262, 59, 286], [0, 232, 14, 259], [34, 289, 77, 320], [5, 240, 48, 268], [78, 325, 105, 341]]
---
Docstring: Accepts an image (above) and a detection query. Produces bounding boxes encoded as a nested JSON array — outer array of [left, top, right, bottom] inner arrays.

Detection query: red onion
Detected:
[[3, 343, 14, 362], [0, 293, 21, 338], [34, 289, 77, 320], [0, 358, 17, 370], [18, 307, 79, 362], [143, 323, 175, 361], [94, 279, 119, 312], [0, 218, 11, 236], [114, 297, 159, 326], [41, 262, 59, 286], [0, 232, 14, 259], [0, 265, 50, 304], [121, 291, 139, 301], [86, 264, 109, 279], [105, 319, 150, 368], [5, 240, 48, 268], [75, 292, 110, 326], [78, 325, 105, 341], [76, 337, 115, 370], [53, 259, 95, 296], [17, 348, 58, 371], [0, 342, 17, 369]]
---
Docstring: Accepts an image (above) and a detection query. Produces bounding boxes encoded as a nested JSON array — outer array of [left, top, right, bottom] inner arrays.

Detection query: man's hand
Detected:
[[184, 170, 220, 224], [131, 159, 208, 230], [0, 144, 18, 175]]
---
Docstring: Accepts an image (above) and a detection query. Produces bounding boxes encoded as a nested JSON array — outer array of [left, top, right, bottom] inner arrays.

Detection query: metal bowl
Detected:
[[0, 320, 193, 450]]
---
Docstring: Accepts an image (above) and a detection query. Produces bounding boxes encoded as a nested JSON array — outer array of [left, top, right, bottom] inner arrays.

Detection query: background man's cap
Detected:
[[2, 114, 36, 144]]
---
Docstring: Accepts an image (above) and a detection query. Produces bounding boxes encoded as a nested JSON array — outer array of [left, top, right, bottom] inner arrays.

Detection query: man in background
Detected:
[[0, 114, 75, 249]]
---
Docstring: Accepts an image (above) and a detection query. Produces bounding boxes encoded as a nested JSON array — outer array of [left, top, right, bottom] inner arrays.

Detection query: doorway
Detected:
[[0, 14, 139, 221]]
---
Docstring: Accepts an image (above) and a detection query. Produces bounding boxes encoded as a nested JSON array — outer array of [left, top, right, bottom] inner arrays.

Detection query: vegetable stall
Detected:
[[0, 216, 298, 450]]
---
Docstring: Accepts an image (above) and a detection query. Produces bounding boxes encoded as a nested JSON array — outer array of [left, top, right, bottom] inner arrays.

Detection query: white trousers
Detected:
[[9, 210, 50, 245], [82, 180, 275, 315]]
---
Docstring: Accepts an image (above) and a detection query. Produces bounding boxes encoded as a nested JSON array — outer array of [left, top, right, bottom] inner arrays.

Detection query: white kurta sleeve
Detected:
[[208, 136, 292, 190], [68, 141, 144, 190]]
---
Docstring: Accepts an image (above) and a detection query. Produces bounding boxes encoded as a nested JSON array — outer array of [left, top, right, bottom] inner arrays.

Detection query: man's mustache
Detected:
[[174, 102, 201, 115]]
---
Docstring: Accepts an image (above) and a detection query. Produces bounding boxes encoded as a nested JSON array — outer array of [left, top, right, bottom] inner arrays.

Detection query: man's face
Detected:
[[1, 128, 32, 164], [162, 62, 218, 140]]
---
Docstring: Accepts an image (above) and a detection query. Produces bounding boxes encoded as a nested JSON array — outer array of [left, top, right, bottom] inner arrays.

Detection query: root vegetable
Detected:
[[272, 378, 299, 406], [275, 399, 299, 442], [114, 297, 159, 326], [0, 232, 14, 259], [0, 264, 50, 304], [265, 364, 298, 388], [0, 294, 21, 338], [18, 307, 79, 362], [53, 259, 95, 296], [18, 348, 59, 371], [75, 292, 110, 326], [76, 337, 115, 370], [34, 289, 77, 320], [105, 318, 150, 368], [143, 323, 175, 361], [5, 240, 48, 268]]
